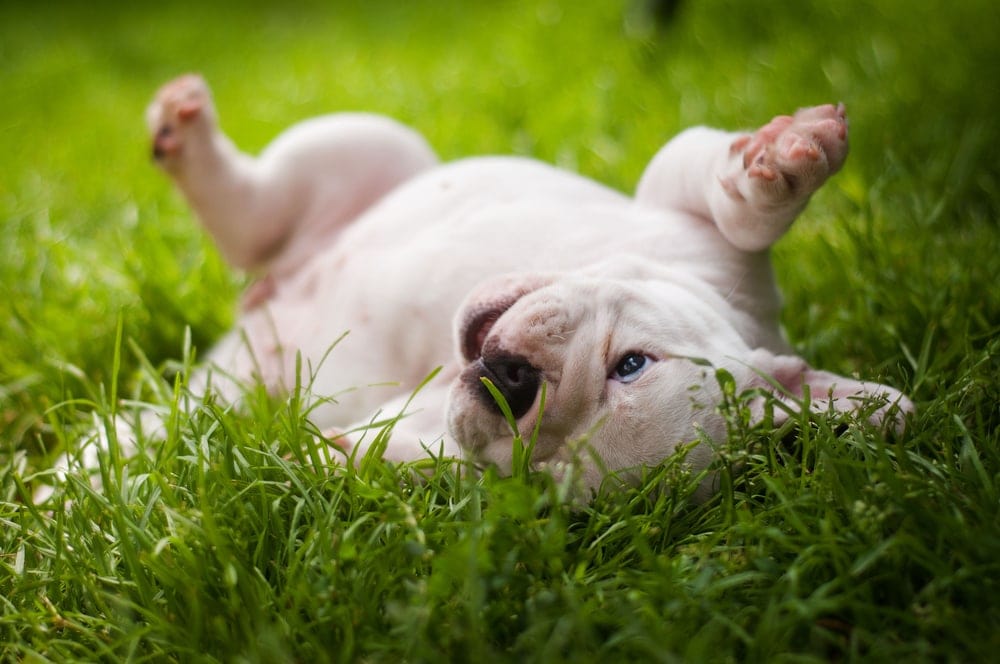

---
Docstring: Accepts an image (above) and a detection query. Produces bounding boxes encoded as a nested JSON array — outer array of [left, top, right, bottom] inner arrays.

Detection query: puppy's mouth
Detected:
[[459, 295, 522, 363]]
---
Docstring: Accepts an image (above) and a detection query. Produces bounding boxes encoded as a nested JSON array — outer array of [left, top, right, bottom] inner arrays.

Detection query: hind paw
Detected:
[[146, 74, 214, 160]]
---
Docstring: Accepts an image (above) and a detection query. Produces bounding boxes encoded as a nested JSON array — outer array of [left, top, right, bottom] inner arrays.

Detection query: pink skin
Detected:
[[732, 103, 848, 182]]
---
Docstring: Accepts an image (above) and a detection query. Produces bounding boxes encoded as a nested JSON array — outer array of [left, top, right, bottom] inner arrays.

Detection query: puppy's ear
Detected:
[[454, 271, 560, 361], [746, 349, 914, 433]]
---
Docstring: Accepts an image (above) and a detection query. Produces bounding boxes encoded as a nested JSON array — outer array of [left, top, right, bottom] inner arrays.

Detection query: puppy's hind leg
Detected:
[[147, 74, 275, 271], [147, 75, 439, 290], [636, 104, 849, 252]]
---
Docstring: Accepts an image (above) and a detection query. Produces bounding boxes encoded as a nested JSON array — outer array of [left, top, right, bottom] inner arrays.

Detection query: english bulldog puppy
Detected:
[[144, 74, 912, 495]]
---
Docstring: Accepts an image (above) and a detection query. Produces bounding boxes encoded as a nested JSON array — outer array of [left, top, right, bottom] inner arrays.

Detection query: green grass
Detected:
[[2, 0, 1000, 660]]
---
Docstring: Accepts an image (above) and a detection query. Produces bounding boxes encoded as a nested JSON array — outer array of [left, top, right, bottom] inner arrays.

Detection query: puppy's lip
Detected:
[[460, 297, 521, 363]]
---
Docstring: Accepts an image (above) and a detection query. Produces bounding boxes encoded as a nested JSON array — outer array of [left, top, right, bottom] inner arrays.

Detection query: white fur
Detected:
[[134, 76, 913, 497]]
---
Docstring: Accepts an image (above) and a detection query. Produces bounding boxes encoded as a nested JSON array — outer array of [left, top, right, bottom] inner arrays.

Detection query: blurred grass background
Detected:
[[2, 0, 998, 399], [2, 0, 1000, 660]]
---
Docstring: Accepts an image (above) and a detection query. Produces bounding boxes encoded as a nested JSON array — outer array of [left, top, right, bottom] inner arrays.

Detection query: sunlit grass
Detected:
[[2, 0, 999, 660]]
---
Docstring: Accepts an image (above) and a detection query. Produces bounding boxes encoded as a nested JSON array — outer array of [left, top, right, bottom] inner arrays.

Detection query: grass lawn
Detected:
[[3, 0, 1000, 661]]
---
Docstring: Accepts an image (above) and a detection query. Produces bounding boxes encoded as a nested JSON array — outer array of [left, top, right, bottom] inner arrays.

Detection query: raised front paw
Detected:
[[724, 104, 848, 205], [145, 74, 215, 162]]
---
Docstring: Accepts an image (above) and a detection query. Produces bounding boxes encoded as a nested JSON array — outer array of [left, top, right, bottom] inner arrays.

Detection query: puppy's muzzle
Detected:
[[468, 352, 541, 420]]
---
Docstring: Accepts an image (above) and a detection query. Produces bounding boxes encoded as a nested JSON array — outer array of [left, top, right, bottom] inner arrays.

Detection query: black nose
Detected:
[[474, 353, 541, 420]]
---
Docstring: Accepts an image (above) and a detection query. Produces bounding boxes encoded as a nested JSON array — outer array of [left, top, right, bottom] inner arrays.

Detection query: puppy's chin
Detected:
[[445, 378, 508, 455], [446, 371, 554, 473]]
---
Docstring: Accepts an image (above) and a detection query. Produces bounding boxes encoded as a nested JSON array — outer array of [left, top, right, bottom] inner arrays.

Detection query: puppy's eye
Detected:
[[611, 353, 652, 383]]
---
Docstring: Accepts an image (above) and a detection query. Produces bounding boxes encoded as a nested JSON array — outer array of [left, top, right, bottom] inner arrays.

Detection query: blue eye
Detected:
[[611, 353, 651, 383]]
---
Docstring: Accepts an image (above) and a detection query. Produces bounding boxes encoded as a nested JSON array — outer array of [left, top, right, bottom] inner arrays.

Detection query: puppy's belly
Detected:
[[252, 157, 770, 424], [328, 157, 744, 278]]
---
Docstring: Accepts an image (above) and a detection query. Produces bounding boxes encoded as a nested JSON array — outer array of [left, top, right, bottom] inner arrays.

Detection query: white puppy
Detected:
[[144, 74, 912, 494]]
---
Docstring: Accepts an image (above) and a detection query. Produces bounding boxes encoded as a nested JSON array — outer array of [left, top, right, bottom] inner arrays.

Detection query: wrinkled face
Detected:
[[446, 269, 763, 492]]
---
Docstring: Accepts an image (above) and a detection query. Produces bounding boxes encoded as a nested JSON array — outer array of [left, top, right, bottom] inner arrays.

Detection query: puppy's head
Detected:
[[447, 264, 913, 495]]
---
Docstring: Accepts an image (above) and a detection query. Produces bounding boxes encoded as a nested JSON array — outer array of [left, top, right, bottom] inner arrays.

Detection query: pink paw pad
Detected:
[[147, 74, 213, 159], [155, 74, 209, 118], [732, 103, 848, 196]]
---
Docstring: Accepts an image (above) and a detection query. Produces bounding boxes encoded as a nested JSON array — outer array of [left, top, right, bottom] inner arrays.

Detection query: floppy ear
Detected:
[[747, 349, 914, 433]]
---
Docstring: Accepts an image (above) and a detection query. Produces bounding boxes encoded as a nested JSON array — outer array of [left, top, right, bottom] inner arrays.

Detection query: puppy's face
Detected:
[[446, 266, 914, 493], [446, 268, 761, 490]]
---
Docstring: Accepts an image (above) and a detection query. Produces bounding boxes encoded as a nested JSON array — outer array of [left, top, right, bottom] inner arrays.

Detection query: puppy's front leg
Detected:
[[636, 105, 848, 252], [332, 383, 461, 465]]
